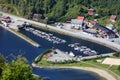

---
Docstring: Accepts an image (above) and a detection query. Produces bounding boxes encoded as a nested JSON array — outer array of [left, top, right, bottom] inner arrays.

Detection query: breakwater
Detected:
[[0, 24, 40, 47]]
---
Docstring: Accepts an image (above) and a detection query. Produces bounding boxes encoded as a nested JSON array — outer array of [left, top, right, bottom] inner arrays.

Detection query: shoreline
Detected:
[[47, 25, 120, 52], [32, 63, 117, 80], [1, 11, 120, 51], [0, 24, 40, 47], [32, 24, 120, 52]]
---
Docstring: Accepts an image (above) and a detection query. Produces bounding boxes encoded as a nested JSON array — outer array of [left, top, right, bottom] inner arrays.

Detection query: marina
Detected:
[[68, 43, 98, 56], [24, 27, 66, 44], [1, 0, 120, 79], [0, 26, 115, 80]]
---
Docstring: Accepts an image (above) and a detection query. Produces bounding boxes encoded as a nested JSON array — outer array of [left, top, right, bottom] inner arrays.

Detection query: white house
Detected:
[[71, 16, 85, 30]]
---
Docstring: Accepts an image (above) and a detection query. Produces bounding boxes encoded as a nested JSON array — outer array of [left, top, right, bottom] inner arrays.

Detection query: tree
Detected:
[[43, 0, 54, 14], [0, 54, 5, 77], [118, 66, 120, 72], [52, 0, 66, 21], [113, 52, 120, 57], [1, 56, 35, 80]]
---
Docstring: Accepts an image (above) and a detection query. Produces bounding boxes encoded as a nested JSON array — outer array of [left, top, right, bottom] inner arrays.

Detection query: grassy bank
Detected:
[[34, 52, 120, 80], [33, 74, 42, 80], [34, 49, 53, 64]]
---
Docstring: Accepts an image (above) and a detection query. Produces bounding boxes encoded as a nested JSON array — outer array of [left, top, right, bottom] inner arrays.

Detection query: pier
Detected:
[[0, 24, 40, 48]]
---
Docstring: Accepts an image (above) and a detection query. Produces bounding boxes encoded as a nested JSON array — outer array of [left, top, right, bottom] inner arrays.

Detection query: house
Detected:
[[93, 24, 118, 39], [77, 16, 85, 20], [87, 21, 97, 28], [106, 24, 115, 30], [88, 8, 95, 15], [84, 20, 97, 28], [1, 15, 11, 23], [106, 24, 117, 33], [71, 16, 85, 30], [109, 15, 116, 22]]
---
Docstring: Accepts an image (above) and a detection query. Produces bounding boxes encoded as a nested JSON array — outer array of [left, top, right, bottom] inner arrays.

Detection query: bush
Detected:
[[113, 52, 120, 57]]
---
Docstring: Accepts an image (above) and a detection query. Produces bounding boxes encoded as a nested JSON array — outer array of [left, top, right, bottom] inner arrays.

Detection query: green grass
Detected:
[[33, 74, 42, 80], [109, 66, 120, 75], [35, 55, 120, 78], [34, 49, 53, 64]]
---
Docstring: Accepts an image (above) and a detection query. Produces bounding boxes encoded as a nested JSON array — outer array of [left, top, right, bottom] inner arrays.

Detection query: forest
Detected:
[[0, 54, 41, 80], [0, 0, 120, 33]]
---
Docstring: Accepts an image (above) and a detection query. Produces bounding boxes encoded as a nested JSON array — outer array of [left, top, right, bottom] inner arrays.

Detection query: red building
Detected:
[[77, 16, 85, 20], [88, 9, 95, 15], [1, 15, 11, 23]]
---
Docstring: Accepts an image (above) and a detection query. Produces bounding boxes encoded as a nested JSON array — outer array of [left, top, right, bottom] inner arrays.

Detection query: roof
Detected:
[[106, 24, 114, 28], [2, 16, 10, 19], [77, 16, 84, 20], [93, 24, 115, 34], [88, 8, 95, 11], [89, 21, 97, 25], [71, 19, 83, 24], [88, 11, 94, 15], [110, 15, 116, 20]]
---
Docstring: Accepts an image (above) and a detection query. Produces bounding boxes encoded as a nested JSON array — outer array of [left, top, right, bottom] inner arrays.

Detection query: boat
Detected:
[[81, 46, 87, 49], [68, 44, 75, 47], [25, 28, 30, 31], [74, 47, 80, 51], [69, 51, 75, 57], [24, 27, 66, 44]]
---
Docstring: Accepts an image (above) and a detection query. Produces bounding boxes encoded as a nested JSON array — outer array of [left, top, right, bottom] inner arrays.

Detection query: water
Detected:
[[33, 68, 106, 80], [0, 26, 113, 80], [20, 27, 114, 56]]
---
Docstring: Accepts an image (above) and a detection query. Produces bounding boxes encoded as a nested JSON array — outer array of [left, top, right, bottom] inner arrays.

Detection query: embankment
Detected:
[[0, 24, 40, 47]]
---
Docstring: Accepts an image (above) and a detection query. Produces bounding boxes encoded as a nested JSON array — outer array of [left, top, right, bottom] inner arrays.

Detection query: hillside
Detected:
[[0, 0, 120, 33]]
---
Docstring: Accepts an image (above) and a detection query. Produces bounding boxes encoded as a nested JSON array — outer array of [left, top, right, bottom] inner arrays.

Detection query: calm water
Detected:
[[0, 27, 113, 80]]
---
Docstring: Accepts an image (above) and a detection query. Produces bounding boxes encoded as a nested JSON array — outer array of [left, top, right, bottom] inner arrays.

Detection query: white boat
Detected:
[[24, 27, 66, 44], [91, 50, 97, 55], [81, 46, 87, 49], [74, 47, 80, 51], [25, 28, 30, 31], [69, 51, 75, 57], [85, 48, 91, 51]]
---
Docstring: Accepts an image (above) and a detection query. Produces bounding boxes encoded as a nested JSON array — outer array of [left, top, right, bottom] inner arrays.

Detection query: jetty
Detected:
[[0, 24, 40, 47]]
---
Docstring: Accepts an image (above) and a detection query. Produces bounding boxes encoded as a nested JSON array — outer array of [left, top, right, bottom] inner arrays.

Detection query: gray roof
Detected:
[[71, 19, 83, 24]]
